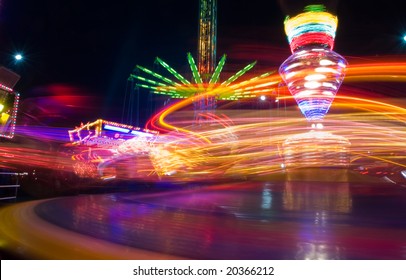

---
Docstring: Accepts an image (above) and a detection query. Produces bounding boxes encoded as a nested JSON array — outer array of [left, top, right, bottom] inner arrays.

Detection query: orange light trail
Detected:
[[130, 58, 406, 181], [3, 59, 406, 183]]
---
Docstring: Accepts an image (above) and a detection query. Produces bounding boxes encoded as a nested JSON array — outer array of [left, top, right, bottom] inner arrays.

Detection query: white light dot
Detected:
[[316, 123, 324, 129]]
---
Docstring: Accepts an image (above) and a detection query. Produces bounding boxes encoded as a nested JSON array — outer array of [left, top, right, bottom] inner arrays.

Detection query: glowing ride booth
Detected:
[[0, 83, 19, 139], [67, 119, 159, 180]]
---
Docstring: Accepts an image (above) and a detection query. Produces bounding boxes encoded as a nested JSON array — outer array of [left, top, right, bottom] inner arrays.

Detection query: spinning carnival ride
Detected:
[[279, 5, 350, 171], [65, 3, 406, 184], [68, 0, 281, 182]]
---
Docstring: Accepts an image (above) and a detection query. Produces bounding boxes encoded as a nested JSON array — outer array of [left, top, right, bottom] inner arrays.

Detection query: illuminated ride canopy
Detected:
[[279, 5, 347, 123]]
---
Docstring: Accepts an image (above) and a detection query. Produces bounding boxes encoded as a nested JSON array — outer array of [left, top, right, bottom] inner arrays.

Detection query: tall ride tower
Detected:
[[130, 0, 278, 126], [194, 0, 217, 123], [198, 0, 217, 82]]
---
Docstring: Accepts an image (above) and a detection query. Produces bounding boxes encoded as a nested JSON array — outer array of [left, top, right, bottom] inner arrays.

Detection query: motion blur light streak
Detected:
[[2, 63, 406, 260], [1, 58, 406, 183], [2, 2, 406, 263], [149, 59, 406, 133]]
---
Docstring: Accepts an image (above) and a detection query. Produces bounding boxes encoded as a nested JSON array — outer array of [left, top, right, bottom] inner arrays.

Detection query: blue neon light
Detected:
[[103, 125, 130, 133]]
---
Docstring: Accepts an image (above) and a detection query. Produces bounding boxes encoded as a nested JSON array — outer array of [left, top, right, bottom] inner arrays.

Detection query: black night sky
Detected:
[[1, 0, 405, 124]]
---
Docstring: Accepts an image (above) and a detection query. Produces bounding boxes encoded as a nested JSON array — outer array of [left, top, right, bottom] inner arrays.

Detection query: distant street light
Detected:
[[14, 53, 23, 61], [403, 35, 406, 42]]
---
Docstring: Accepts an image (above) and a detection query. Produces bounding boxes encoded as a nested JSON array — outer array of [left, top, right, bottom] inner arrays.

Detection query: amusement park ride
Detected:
[[3, 1, 406, 197], [5, 1, 350, 189], [0, 67, 20, 140], [129, 0, 278, 122], [0, 67, 22, 201], [66, 0, 280, 183], [3, 2, 406, 263]]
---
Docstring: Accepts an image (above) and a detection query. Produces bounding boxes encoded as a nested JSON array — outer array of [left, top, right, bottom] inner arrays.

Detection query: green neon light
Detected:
[[187, 53, 203, 84], [221, 61, 257, 86], [135, 65, 179, 86], [133, 53, 278, 103], [304, 4, 326, 12], [152, 91, 188, 98], [209, 54, 226, 84], [130, 74, 167, 87], [136, 83, 158, 90], [137, 83, 188, 97], [155, 57, 191, 85]]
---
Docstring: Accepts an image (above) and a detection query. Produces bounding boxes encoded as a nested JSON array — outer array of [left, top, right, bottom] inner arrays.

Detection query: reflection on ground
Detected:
[[1, 172, 406, 260]]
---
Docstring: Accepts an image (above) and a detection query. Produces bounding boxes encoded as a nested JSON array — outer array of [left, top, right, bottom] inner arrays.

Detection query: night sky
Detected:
[[1, 0, 405, 123]]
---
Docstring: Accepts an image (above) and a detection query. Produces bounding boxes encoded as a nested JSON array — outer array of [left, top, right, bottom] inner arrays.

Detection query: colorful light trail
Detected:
[[2, 59, 406, 186]]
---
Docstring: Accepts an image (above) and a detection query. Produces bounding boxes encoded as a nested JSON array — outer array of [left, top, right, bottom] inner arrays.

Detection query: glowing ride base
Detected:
[[282, 130, 351, 181], [278, 5, 351, 179]]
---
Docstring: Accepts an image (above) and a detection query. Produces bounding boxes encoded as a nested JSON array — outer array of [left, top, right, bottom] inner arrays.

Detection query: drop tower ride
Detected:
[[194, 0, 217, 122]]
